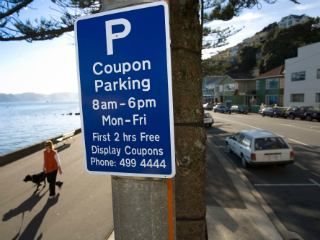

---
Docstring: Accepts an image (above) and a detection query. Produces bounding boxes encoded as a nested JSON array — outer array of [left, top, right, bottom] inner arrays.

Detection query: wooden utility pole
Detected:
[[169, 0, 207, 239]]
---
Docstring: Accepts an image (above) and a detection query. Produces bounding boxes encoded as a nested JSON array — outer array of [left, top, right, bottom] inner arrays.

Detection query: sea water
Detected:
[[0, 101, 81, 155]]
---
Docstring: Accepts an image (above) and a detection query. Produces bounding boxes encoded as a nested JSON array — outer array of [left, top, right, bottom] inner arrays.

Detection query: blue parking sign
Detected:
[[75, 2, 175, 178]]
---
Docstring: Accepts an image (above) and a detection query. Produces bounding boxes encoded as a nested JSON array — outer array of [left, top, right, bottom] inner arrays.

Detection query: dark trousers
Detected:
[[47, 170, 58, 196]]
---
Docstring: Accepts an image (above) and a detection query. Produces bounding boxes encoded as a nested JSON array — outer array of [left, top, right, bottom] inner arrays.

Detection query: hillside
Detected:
[[0, 92, 79, 102]]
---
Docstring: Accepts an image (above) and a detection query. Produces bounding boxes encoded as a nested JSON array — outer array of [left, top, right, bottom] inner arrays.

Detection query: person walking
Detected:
[[43, 140, 63, 199]]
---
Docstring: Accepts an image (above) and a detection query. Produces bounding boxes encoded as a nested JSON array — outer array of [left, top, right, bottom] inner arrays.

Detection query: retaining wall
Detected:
[[0, 128, 81, 167]]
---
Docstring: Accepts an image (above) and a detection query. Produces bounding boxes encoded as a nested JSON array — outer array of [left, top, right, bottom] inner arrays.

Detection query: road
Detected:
[[206, 111, 320, 240]]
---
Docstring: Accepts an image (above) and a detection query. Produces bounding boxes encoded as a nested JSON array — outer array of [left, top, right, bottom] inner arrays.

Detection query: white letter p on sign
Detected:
[[105, 18, 131, 55]]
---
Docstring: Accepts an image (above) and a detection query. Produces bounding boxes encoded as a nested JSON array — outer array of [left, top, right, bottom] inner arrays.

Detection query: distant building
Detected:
[[202, 76, 224, 103], [279, 14, 312, 29], [243, 32, 268, 46], [211, 48, 232, 61], [255, 65, 285, 107], [284, 42, 320, 109]]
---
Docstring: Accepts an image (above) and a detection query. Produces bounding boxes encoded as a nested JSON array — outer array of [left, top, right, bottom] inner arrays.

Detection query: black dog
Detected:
[[23, 171, 63, 194], [23, 171, 47, 194]]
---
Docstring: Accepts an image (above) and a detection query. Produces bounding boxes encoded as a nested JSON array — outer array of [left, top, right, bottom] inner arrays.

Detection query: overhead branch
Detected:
[[0, 25, 74, 41], [0, 0, 34, 19]]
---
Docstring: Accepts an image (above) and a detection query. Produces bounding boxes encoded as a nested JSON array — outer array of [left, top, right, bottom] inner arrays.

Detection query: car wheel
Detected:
[[242, 155, 248, 168], [209, 124, 212, 127], [289, 114, 295, 120], [262, 113, 265, 117], [318, 118, 320, 122], [274, 114, 278, 118], [284, 117, 287, 119], [228, 111, 231, 114], [306, 115, 312, 121], [226, 144, 233, 154]]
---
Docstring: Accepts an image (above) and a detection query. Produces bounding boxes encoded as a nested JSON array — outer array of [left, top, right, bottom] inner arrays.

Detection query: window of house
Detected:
[[291, 94, 304, 102], [224, 84, 234, 91], [288, 20, 293, 26], [266, 95, 278, 105], [317, 69, 320, 79], [292, 71, 306, 81], [219, 85, 223, 92], [266, 78, 279, 89], [256, 80, 259, 90], [316, 93, 320, 102]]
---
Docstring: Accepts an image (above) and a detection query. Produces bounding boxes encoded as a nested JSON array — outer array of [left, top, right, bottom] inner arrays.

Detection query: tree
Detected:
[[202, 59, 233, 76], [258, 18, 320, 73], [237, 46, 257, 73], [0, 0, 99, 42], [201, 0, 279, 51], [1, 0, 290, 45]]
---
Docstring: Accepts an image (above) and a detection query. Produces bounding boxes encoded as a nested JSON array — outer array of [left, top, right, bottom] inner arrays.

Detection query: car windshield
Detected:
[[204, 113, 211, 118], [254, 137, 289, 150]]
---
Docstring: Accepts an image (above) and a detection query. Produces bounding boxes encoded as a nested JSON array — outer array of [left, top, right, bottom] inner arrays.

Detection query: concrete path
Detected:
[[0, 134, 113, 240]]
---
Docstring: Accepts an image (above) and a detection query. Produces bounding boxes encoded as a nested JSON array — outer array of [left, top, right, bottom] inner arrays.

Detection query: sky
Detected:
[[0, 0, 320, 94]]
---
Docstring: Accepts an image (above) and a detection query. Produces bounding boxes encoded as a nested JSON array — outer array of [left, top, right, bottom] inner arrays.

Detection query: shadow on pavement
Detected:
[[15, 194, 60, 240], [2, 190, 48, 222], [55, 144, 71, 153]]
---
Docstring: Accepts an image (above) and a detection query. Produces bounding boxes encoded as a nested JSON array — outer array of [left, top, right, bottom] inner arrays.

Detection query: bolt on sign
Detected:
[[75, 2, 175, 178]]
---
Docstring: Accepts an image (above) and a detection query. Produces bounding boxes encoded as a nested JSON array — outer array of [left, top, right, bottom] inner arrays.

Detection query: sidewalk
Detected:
[[205, 139, 283, 240], [0, 134, 113, 240]]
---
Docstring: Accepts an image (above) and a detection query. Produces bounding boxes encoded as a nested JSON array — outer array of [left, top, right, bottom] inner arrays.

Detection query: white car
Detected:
[[204, 113, 214, 127], [226, 130, 294, 168]]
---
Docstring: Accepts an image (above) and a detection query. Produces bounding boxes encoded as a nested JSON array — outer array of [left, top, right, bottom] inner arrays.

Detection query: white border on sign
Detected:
[[74, 1, 175, 178]]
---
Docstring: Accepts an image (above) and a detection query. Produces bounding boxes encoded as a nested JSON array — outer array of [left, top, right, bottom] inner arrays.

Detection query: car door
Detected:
[[229, 133, 241, 153], [234, 134, 246, 157], [265, 108, 272, 117], [241, 136, 252, 161], [297, 107, 306, 118]]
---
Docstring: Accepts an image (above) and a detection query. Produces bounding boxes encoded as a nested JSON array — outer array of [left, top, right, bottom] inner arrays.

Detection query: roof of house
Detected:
[[280, 14, 311, 22], [203, 76, 224, 85], [227, 74, 255, 80], [256, 65, 284, 79]]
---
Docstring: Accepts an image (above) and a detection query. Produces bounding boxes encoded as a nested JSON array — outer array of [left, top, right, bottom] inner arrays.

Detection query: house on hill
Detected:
[[279, 14, 312, 29], [255, 65, 285, 107], [243, 31, 268, 46]]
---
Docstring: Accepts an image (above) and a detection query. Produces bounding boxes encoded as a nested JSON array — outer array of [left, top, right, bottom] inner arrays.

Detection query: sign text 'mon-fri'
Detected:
[[75, 2, 175, 178]]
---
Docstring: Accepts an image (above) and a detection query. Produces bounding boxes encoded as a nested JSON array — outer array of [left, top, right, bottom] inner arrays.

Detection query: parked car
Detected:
[[204, 113, 214, 127], [214, 105, 231, 114], [286, 106, 320, 121], [260, 107, 287, 118], [203, 103, 213, 111], [230, 105, 248, 114], [226, 130, 294, 168]]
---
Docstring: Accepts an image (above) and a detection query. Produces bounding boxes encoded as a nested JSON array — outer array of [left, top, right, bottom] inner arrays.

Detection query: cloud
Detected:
[[291, 2, 320, 11]]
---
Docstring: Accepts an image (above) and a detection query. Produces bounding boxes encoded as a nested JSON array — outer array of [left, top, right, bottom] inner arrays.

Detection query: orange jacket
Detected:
[[44, 149, 59, 173]]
